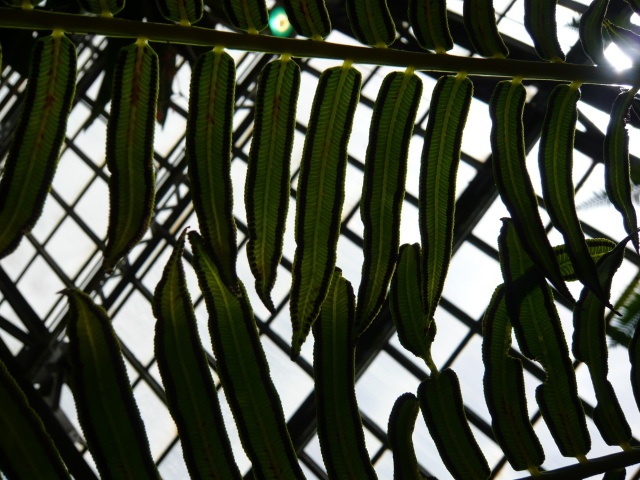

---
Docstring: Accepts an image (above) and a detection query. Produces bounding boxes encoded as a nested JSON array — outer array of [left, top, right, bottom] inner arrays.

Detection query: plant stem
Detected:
[[2, 7, 640, 85], [516, 448, 640, 480]]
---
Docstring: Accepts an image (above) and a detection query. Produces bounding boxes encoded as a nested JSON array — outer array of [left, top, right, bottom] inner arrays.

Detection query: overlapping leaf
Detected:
[[573, 235, 633, 448], [579, 0, 610, 66], [103, 39, 158, 273], [313, 268, 376, 479], [290, 64, 361, 358], [221, 0, 268, 33], [408, 0, 453, 53], [498, 219, 590, 458], [153, 230, 241, 479], [490, 79, 573, 303], [186, 47, 238, 286], [605, 21, 640, 65], [189, 231, 304, 479], [282, 0, 331, 40], [345, 0, 396, 47], [0, 358, 69, 480], [387, 393, 422, 480], [553, 239, 615, 281], [356, 70, 422, 335], [64, 289, 159, 479], [482, 285, 544, 472], [524, 0, 565, 61], [604, 87, 640, 253], [246, 57, 300, 312], [419, 369, 490, 480], [156, 0, 203, 25], [420, 74, 473, 323], [463, 0, 508, 57], [539, 83, 610, 307], [0, 32, 76, 259]]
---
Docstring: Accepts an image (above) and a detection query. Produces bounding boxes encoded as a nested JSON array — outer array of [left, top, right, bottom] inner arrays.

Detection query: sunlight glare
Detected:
[[605, 42, 633, 71]]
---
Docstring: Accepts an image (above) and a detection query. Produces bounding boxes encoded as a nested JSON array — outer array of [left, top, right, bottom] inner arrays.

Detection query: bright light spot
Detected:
[[269, 7, 293, 37], [605, 42, 633, 71], [631, 13, 640, 26]]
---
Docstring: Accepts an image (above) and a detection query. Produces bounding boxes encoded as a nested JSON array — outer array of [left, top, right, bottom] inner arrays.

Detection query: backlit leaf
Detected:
[[345, 0, 396, 47], [408, 0, 454, 53], [463, 0, 508, 57], [388, 393, 422, 480], [524, 0, 565, 61], [156, 0, 204, 25], [281, 0, 331, 40], [220, 0, 268, 33]]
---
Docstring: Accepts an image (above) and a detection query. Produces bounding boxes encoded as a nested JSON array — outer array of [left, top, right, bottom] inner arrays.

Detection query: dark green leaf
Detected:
[[579, 0, 610, 66], [408, 0, 453, 53], [0, 32, 76, 259], [281, 0, 331, 40], [64, 289, 159, 480], [76, 0, 124, 16], [103, 39, 158, 273], [388, 393, 422, 480], [356, 70, 422, 335], [153, 230, 241, 479], [246, 57, 300, 313], [345, 0, 396, 47], [290, 64, 361, 358], [156, 0, 203, 25], [220, 0, 268, 33], [524, 0, 565, 61], [463, 0, 508, 57]]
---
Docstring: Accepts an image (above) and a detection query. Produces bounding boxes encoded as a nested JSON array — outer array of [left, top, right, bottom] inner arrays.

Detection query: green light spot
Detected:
[[269, 6, 293, 37]]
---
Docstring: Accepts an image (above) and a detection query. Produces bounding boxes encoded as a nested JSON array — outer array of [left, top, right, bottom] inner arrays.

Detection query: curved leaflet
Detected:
[[539, 83, 611, 308], [221, 0, 268, 33], [153, 230, 241, 479], [408, 0, 453, 53], [103, 39, 158, 273], [64, 289, 159, 479], [76, 0, 124, 16], [419, 369, 490, 480], [0, 32, 76, 259], [498, 219, 591, 458], [189, 231, 304, 479], [345, 0, 396, 47], [463, 0, 508, 57], [605, 21, 640, 65], [420, 74, 473, 324], [186, 47, 238, 286], [246, 57, 300, 312], [387, 393, 422, 480], [356, 70, 422, 335], [281, 0, 331, 40], [156, 0, 203, 25], [573, 235, 634, 448], [579, 0, 610, 66], [490, 79, 573, 303], [524, 0, 565, 62], [604, 87, 640, 253], [0, 358, 69, 479], [290, 63, 361, 358], [482, 285, 544, 473], [313, 269, 377, 479]]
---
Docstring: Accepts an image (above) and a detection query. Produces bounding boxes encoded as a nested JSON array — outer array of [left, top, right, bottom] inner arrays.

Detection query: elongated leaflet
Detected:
[[282, 0, 331, 40], [153, 230, 241, 479], [419, 369, 490, 480], [189, 231, 304, 479], [0, 358, 69, 480], [313, 269, 377, 479], [539, 83, 611, 308], [524, 0, 565, 62], [356, 70, 422, 335], [604, 87, 640, 253], [156, 0, 203, 25], [389, 243, 435, 364], [186, 48, 238, 286], [630, 313, 640, 412], [408, 0, 453, 53], [290, 64, 361, 358], [420, 74, 473, 323], [76, 0, 124, 16], [573, 235, 633, 448], [64, 289, 159, 480], [490, 79, 573, 303], [482, 285, 544, 472], [579, 0, 610, 66], [498, 219, 591, 458], [462, 0, 508, 58], [345, 0, 396, 47], [220, 0, 268, 33], [103, 39, 158, 273], [0, 32, 76, 259], [246, 57, 300, 312], [553, 238, 615, 281], [387, 393, 422, 480]]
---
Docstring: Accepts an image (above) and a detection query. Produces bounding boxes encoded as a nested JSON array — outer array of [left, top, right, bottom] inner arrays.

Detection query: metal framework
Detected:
[[1, 1, 639, 478]]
